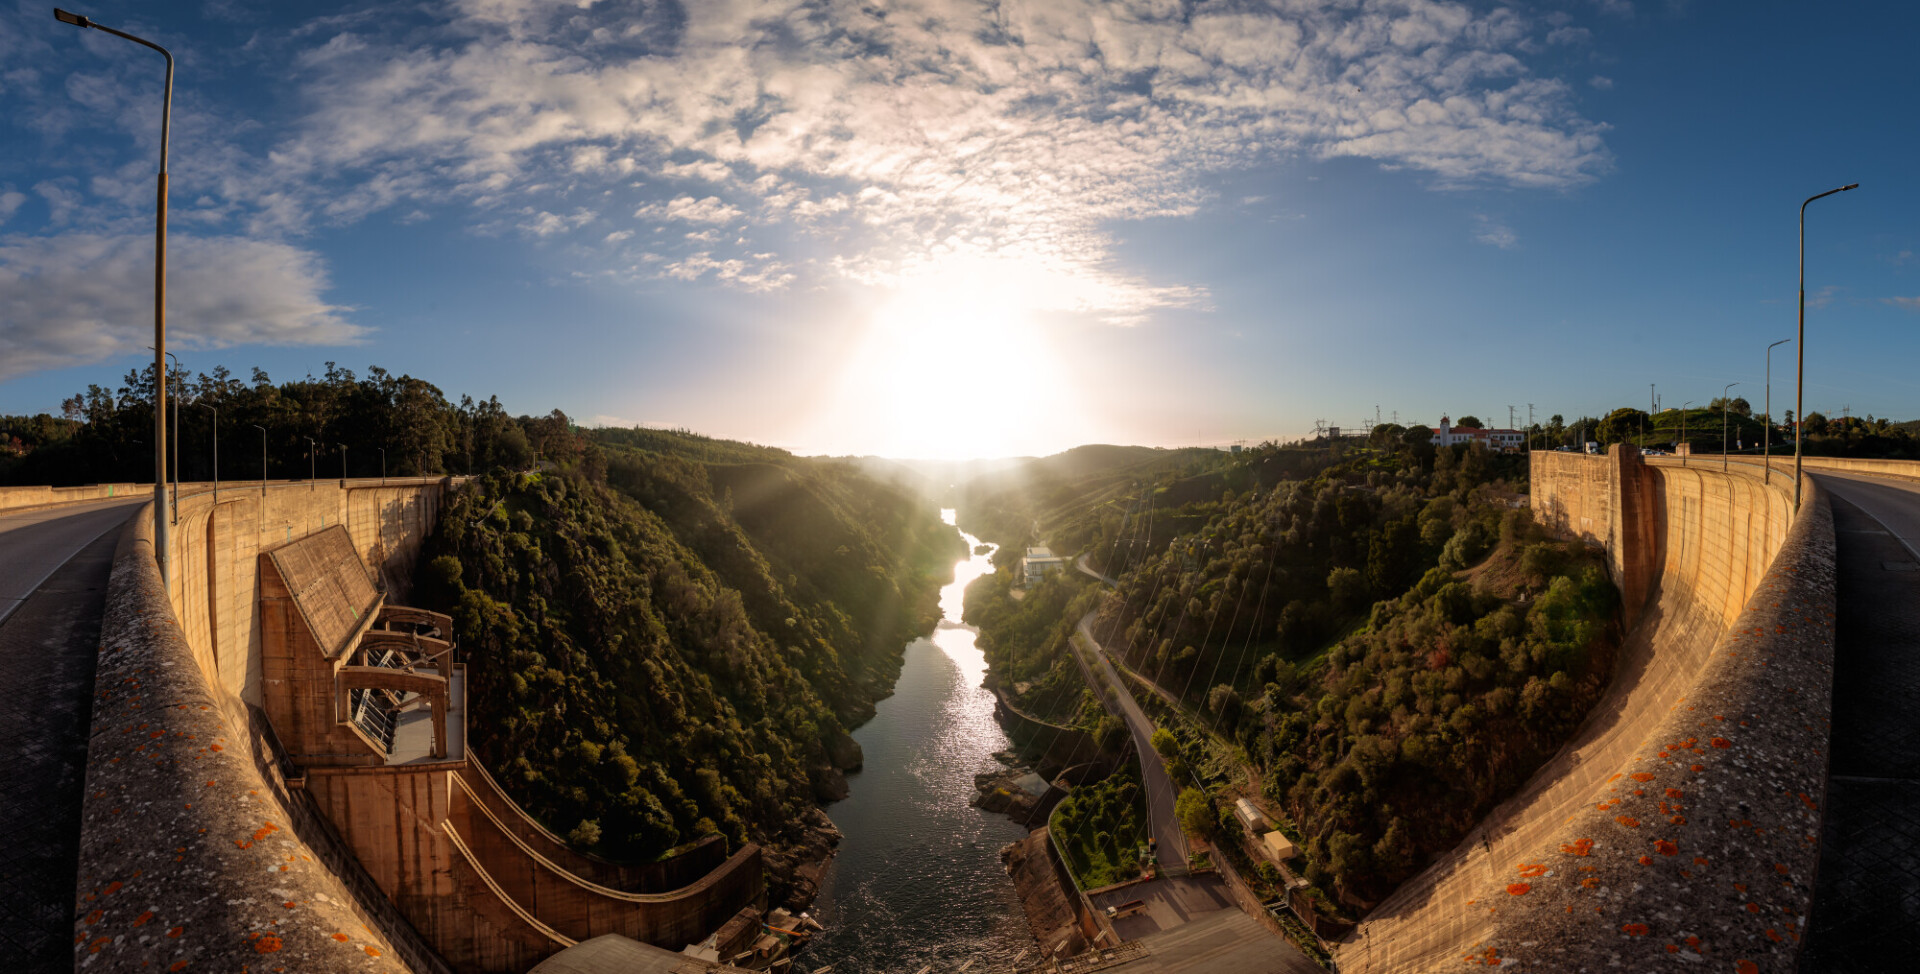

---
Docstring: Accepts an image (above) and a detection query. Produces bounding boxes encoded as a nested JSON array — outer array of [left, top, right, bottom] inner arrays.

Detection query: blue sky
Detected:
[[3, 0, 1915, 458]]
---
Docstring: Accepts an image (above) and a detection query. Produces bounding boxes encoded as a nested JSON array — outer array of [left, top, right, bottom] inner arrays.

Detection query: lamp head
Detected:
[[54, 8, 92, 27], [1841, 183, 1859, 191]]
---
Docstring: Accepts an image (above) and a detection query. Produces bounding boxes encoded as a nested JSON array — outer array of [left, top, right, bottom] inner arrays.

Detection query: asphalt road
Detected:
[[1799, 470, 1920, 972], [0, 496, 141, 970], [1076, 614, 1190, 875], [0, 497, 143, 627]]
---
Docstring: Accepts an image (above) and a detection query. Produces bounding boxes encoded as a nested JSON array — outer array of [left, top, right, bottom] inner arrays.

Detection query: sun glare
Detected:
[[809, 262, 1087, 459]]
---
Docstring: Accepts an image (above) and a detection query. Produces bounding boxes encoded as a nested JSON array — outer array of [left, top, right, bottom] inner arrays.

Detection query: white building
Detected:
[[1021, 546, 1068, 587], [1430, 416, 1526, 453]]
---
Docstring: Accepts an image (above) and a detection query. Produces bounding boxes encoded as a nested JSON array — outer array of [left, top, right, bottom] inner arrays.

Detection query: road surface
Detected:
[[1798, 470, 1920, 972], [0, 496, 141, 970], [1076, 614, 1190, 875]]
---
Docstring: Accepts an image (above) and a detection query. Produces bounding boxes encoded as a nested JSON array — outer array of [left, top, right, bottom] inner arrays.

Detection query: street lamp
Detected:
[[1680, 401, 1695, 465], [379, 447, 386, 485], [61, 8, 173, 583], [304, 436, 316, 490], [1796, 183, 1860, 509], [1721, 382, 1740, 472], [1765, 339, 1790, 483], [339, 443, 348, 487], [194, 401, 217, 503], [251, 424, 267, 494], [149, 347, 180, 523]]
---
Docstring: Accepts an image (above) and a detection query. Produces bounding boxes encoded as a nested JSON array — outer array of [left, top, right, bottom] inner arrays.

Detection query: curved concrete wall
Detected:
[[1339, 450, 1835, 973], [75, 491, 438, 974]]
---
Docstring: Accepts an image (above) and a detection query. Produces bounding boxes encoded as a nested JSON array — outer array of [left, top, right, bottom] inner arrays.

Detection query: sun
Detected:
[[808, 261, 1088, 459]]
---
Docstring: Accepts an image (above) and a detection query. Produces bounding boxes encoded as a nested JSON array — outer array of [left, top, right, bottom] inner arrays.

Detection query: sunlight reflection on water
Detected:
[[798, 510, 1035, 972]]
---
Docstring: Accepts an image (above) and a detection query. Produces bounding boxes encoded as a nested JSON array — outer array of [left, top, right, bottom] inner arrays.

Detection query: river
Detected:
[[797, 510, 1035, 972]]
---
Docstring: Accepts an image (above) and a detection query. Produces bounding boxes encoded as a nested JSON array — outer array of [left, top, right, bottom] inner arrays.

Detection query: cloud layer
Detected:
[[270, 0, 1610, 314], [5, 0, 1615, 378], [0, 232, 366, 380]]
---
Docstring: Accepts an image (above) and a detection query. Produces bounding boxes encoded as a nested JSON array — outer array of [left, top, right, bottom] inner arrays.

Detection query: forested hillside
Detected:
[[966, 434, 1621, 915], [415, 427, 965, 890]]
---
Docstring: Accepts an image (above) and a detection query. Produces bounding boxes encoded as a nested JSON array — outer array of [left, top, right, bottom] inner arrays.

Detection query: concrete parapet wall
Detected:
[[1339, 451, 1835, 972], [74, 506, 426, 974], [0, 480, 147, 511]]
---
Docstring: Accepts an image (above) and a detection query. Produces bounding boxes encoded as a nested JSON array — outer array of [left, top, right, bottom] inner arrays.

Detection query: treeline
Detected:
[[0, 361, 562, 486], [415, 427, 965, 875]]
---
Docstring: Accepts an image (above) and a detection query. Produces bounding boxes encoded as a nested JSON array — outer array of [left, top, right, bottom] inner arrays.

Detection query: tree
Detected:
[[1150, 728, 1179, 762], [1454, 415, 1484, 429], [1176, 787, 1214, 839]]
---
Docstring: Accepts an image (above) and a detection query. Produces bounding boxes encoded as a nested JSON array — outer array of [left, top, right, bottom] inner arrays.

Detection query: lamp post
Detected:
[[194, 401, 217, 503], [305, 436, 316, 490], [340, 443, 348, 487], [1765, 339, 1790, 483], [1796, 183, 1860, 509], [252, 424, 267, 493], [59, 8, 173, 582], [379, 447, 386, 485], [148, 347, 181, 523], [1680, 402, 1695, 465], [1721, 382, 1740, 472]]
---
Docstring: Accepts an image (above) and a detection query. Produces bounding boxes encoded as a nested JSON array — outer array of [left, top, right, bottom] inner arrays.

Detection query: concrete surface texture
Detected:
[[0, 498, 137, 971], [1797, 471, 1920, 971], [73, 511, 417, 974], [1338, 449, 1835, 972], [1128, 906, 1322, 973]]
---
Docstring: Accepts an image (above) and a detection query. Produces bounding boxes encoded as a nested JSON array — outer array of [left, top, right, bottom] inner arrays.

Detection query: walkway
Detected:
[[1800, 470, 1920, 972], [0, 497, 140, 971]]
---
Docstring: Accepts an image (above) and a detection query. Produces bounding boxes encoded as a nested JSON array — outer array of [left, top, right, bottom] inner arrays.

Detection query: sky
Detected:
[[2, 0, 1916, 460]]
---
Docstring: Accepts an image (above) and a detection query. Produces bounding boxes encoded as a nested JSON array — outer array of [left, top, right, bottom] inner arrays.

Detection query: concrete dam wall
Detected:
[[1337, 448, 1837, 973], [74, 480, 762, 974]]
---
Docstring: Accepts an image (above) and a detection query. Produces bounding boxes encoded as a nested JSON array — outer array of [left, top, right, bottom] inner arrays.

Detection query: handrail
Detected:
[[442, 820, 576, 948], [447, 769, 755, 903]]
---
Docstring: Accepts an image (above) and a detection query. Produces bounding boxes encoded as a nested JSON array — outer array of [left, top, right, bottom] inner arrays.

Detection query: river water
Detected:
[[798, 511, 1034, 972]]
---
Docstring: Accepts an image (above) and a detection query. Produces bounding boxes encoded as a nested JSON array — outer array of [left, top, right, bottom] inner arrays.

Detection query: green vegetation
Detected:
[[413, 426, 964, 866], [0, 361, 547, 485], [1533, 403, 1920, 459], [1050, 770, 1149, 889], [972, 434, 1621, 916]]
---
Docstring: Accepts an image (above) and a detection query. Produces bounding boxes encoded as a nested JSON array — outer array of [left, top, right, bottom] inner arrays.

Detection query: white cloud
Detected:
[[1473, 214, 1517, 249], [1589, 75, 1615, 90], [1885, 296, 1920, 312], [0, 190, 24, 225], [636, 195, 744, 225], [243, 0, 1612, 313], [9, 0, 1619, 331], [0, 232, 366, 379]]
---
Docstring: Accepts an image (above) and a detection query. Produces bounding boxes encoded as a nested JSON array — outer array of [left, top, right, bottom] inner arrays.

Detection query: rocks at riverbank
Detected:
[[764, 806, 843, 913], [1001, 829, 1088, 959], [972, 750, 1059, 827]]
